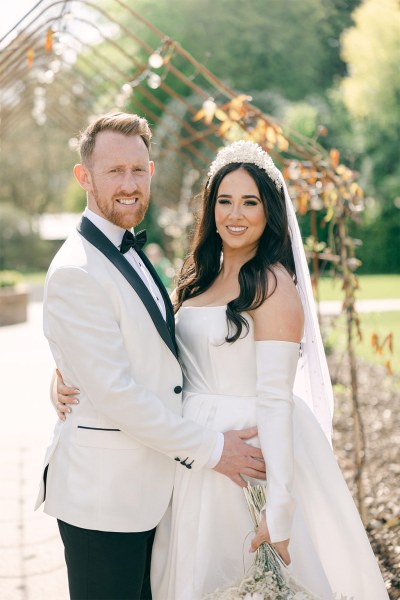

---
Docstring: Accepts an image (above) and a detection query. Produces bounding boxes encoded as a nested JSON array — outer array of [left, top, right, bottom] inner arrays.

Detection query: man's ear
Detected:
[[149, 161, 155, 177], [73, 163, 92, 191]]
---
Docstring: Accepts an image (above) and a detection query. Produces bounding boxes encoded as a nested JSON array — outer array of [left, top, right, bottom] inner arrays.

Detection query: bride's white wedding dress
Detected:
[[151, 305, 388, 600]]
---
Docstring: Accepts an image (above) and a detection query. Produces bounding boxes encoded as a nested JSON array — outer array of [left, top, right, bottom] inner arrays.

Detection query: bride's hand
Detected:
[[250, 511, 291, 566], [54, 369, 79, 421]]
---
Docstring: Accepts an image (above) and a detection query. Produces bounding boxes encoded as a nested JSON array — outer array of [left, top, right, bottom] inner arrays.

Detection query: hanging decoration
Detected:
[[45, 28, 53, 53], [26, 48, 35, 69]]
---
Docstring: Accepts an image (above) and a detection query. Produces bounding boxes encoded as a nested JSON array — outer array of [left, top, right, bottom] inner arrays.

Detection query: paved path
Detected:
[[0, 302, 68, 600], [319, 298, 400, 315], [1, 297, 399, 599]]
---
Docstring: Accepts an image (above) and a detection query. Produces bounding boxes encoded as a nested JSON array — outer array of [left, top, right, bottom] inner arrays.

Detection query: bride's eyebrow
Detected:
[[216, 194, 260, 199]]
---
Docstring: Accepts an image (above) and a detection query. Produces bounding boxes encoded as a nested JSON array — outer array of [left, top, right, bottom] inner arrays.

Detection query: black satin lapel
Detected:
[[137, 249, 176, 340], [77, 217, 178, 359]]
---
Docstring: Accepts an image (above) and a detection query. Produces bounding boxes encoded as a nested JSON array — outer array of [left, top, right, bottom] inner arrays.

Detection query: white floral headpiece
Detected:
[[207, 140, 283, 191]]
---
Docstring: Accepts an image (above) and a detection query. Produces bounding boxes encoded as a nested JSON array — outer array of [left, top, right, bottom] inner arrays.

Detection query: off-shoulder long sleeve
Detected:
[[255, 340, 299, 542]]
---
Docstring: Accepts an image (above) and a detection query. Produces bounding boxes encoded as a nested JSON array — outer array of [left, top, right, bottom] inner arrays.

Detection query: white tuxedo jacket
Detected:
[[35, 217, 218, 532]]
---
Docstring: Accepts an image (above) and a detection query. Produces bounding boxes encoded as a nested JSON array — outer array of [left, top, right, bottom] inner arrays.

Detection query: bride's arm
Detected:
[[250, 267, 304, 564], [51, 369, 80, 421]]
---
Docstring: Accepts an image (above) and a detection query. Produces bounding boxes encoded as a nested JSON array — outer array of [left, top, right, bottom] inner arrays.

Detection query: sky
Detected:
[[0, 0, 103, 47], [0, 0, 41, 39]]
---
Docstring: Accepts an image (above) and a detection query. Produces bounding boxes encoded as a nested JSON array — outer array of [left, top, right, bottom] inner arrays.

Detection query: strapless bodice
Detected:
[[175, 306, 257, 397]]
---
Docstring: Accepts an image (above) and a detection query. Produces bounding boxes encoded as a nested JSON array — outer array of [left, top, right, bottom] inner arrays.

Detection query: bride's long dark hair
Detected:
[[175, 162, 296, 342]]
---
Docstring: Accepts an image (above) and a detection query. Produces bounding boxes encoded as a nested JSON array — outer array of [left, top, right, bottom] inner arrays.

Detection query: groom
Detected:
[[36, 112, 265, 599]]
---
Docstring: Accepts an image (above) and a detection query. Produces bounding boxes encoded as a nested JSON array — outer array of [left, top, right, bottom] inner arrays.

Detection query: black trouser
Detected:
[[58, 520, 156, 600]]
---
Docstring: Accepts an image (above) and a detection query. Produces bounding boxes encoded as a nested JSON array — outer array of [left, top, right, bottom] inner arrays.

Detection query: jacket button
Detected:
[[174, 385, 182, 394]]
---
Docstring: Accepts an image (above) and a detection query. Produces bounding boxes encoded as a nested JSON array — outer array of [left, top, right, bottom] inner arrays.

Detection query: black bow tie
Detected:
[[120, 229, 147, 254]]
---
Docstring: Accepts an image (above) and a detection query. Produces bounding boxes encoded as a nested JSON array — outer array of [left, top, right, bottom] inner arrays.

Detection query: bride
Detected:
[[56, 141, 389, 599]]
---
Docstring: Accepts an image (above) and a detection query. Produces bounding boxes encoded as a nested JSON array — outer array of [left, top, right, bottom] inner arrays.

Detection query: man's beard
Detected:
[[92, 182, 149, 229]]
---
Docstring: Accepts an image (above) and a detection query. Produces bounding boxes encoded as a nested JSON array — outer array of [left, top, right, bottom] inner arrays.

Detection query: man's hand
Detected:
[[213, 427, 266, 487], [250, 511, 291, 566]]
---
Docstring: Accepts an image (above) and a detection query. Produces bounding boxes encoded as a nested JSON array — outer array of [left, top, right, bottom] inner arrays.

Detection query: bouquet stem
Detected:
[[204, 483, 348, 599]]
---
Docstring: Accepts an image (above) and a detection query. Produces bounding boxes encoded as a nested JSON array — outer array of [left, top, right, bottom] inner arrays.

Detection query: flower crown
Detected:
[[207, 140, 283, 191]]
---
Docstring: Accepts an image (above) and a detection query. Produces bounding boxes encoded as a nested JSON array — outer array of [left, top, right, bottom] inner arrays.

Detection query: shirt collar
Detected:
[[83, 208, 131, 249]]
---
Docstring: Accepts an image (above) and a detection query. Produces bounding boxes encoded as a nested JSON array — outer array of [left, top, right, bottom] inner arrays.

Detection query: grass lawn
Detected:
[[324, 310, 400, 375], [20, 271, 47, 284], [317, 274, 400, 301], [20, 272, 399, 298], [16, 272, 400, 373]]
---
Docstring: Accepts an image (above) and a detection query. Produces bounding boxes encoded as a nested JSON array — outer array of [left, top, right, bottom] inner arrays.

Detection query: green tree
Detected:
[[106, 0, 360, 101], [341, 0, 400, 129], [63, 177, 86, 213], [339, 0, 400, 273]]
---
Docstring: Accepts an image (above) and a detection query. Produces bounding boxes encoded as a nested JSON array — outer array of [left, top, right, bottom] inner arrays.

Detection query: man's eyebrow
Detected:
[[103, 162, 147, 169]]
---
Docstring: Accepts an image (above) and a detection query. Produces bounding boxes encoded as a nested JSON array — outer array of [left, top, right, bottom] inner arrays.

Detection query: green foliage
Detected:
[[282, 102, 321, 139], [122, 0, 398, 274], [141, 201, 170, 251], [0, 270, 23, 288], [111, 0, 360, 101], [341, 0, 400, 129], [63, 177, 87, 213], [352, 206, 400, 274], [0, 203, 60, 272], [339, 0, 400, 209], [0, 114, 77, 216], [2, 0, 398, 276], [284, 0, 400, 275], [333, 0, 400, 274]]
